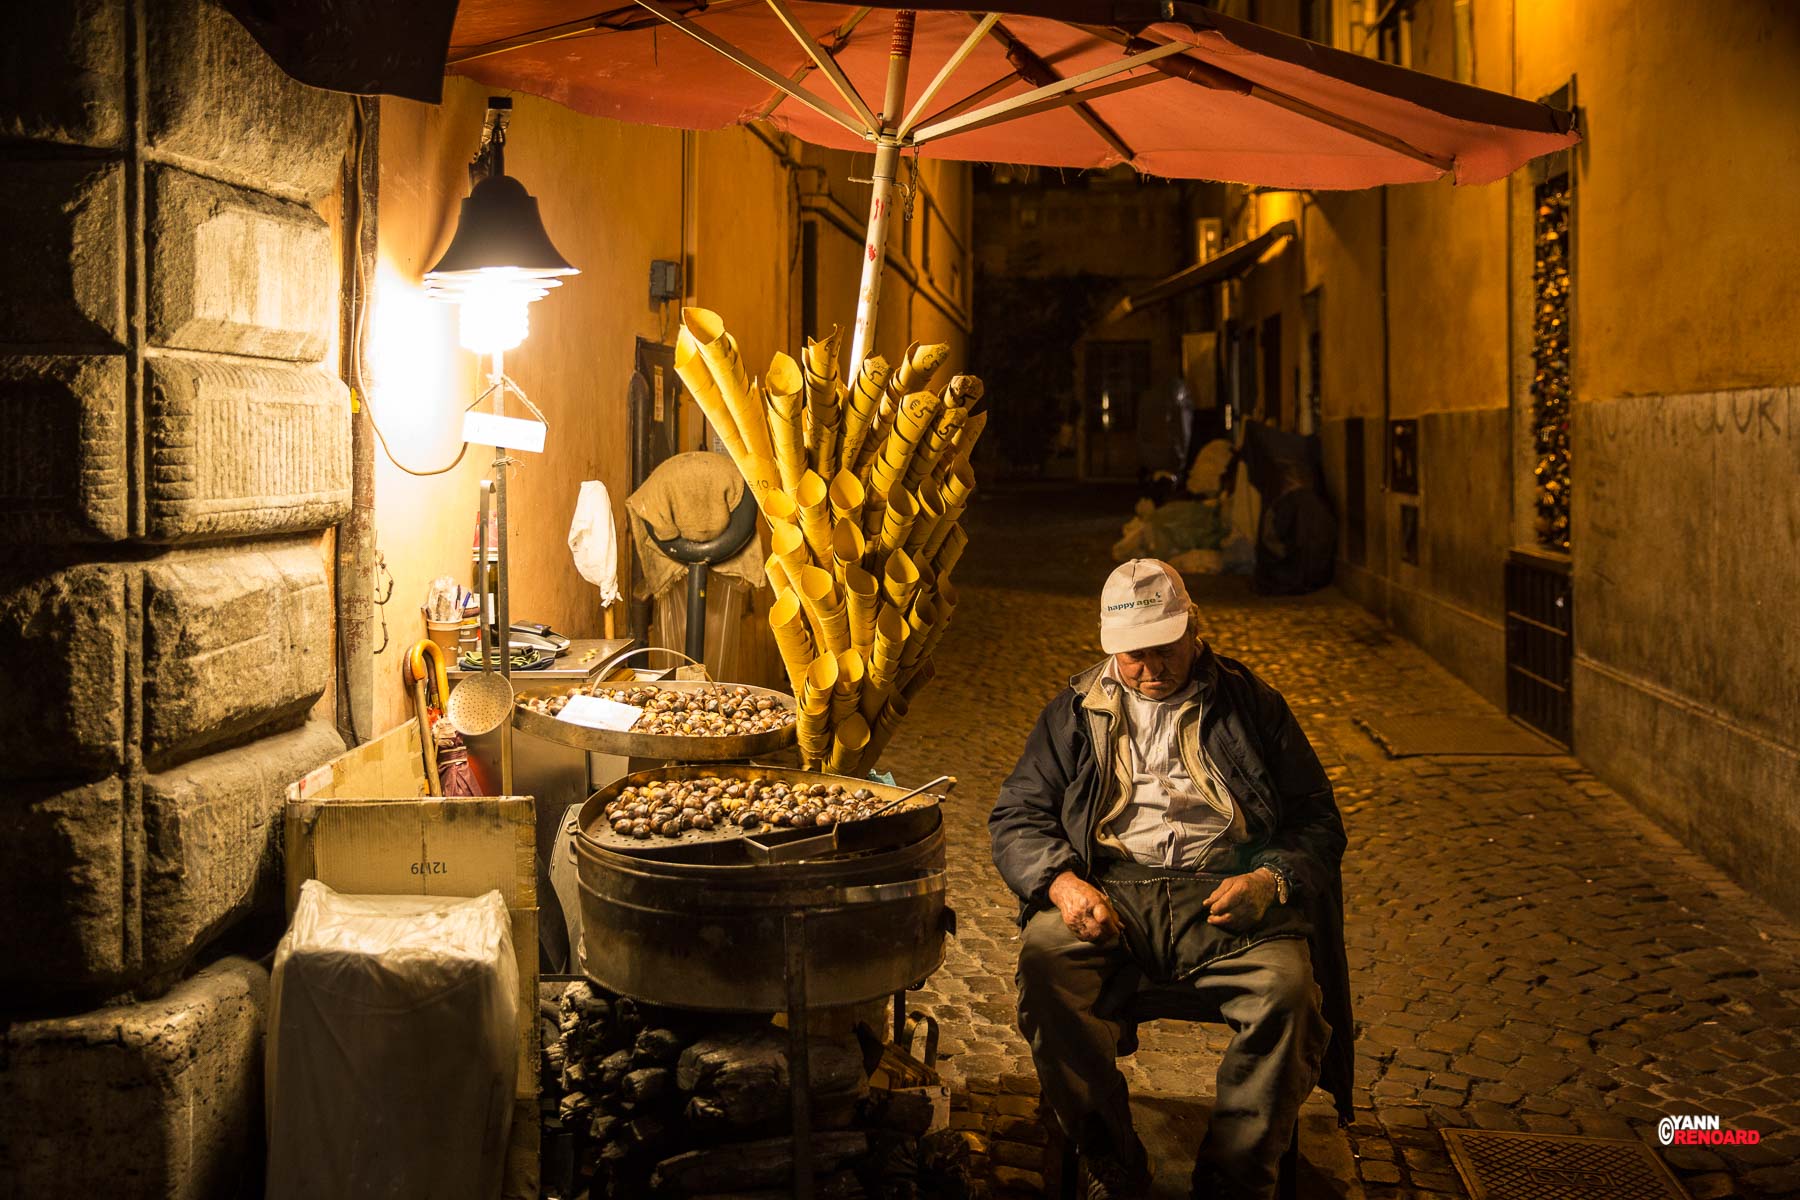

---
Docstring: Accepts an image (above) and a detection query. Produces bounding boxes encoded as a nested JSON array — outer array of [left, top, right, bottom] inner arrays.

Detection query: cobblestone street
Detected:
[[881, 483, 1800, 1200]]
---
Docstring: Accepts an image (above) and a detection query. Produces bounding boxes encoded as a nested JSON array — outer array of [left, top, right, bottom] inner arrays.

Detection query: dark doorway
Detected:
[[1259, 314, 1283, 424], [1083, 339, 1150, 479]]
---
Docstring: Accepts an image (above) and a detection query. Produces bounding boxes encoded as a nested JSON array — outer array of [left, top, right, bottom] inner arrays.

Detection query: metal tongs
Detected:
[[742, 774, 956, 866]]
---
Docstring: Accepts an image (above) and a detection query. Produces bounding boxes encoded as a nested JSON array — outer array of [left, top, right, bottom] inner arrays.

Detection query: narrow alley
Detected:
[[884, 483, 1800, 1200]]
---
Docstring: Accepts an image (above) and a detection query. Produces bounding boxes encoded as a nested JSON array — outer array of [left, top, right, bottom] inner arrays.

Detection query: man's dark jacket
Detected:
[[989, 646, 1354, 1121]]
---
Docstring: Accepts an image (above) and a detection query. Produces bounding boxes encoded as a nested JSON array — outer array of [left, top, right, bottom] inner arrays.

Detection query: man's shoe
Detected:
[[1076, 1147, 1153, 1200]]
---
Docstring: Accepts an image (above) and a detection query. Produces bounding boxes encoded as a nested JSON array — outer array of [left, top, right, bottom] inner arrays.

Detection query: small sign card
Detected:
[[556, 694, 644, 732]]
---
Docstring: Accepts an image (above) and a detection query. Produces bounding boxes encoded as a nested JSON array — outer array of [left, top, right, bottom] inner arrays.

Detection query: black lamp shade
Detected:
[[425, 174, 578, 280]]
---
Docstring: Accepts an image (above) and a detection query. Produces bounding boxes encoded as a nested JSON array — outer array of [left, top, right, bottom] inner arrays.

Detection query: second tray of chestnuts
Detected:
[[525, 683, 796, 738], [600, 775, 897, 839]]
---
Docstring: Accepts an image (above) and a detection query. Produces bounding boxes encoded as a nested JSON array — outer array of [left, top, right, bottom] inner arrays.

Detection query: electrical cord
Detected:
[[349, 96, 473, 478]]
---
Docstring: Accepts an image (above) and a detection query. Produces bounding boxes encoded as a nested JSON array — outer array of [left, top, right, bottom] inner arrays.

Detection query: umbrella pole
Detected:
[[848, 11, 915, 370]]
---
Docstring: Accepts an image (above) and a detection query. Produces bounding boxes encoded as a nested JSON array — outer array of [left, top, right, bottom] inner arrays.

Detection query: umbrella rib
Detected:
[[1087, 26, 1454, 173], [914, 72, 1165, 144], [895, 14, 1000, 139], [981, 19, 1135, 164], [627, 0, 866, 137], [911, 39, 1186, 145], [753, 7, 874, 121], [764, 0, 878, 129], [448, 7, 658, 65]]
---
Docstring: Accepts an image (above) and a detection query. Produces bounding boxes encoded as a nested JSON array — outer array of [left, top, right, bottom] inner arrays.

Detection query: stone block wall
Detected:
[[0, 2, 352, 1195]]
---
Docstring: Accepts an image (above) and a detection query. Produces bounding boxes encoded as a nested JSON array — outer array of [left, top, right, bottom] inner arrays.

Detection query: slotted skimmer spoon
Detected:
[[448, 480, 514, 739]]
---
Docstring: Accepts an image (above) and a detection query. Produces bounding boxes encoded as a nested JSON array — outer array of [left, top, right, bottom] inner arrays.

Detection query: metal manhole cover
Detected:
[[1440, 1129, 1689, 1200]]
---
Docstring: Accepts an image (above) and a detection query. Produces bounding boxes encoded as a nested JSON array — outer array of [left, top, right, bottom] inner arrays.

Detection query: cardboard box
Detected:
[[283, 720, 539, 1101]]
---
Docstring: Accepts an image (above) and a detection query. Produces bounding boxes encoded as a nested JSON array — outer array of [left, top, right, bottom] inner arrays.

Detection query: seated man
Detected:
[[989, 559, 1353, 1199]]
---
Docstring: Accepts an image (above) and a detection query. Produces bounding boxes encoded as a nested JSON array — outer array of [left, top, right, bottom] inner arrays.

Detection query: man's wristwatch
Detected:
[[1256, 863, 1292, 906]]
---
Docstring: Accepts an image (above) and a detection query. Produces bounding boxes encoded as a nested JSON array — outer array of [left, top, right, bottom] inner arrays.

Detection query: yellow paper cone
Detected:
[[934, 523, 968, 580], [770, 517, 809, 574], [901, 656, 936, 702], [799, 564, 850, 654], [768, 590, 815, 695], [895, 389, 944, 448], [894, 342, 950, 396], [766, 552, 793, 598], [908, 404, 967, 490], [874, 487, 918, 559], [810, 402, 842, 480], [826, 712, 870, 775], [945, 374, 984, 409], [844, 564, 878, 657], [857, 690, 910, 774], [868, 604, 907, 691], [740, 455, 785, 516], [940, 459, 976, 510], [903, 483, 943, 559], [938, 409, 988, 485], [803, 327, 840, 398], [881, 549, 920, 615], [802, 651, 839, 712], [794, 469, 833, 564], [684, 308, 774, 462], [831, 518, 865, 583], [766, 353, 808, 493], [675, 325, 748, 463], [831, 648, 865, 726], [828, 469, 865, 528], [762, 487, 799, 527], [842, 355, 890, 470], [902, 597, 937, 671], [857, 378, 907, 475], [796, 651, 839, 767], [858, 679, 890, 724]]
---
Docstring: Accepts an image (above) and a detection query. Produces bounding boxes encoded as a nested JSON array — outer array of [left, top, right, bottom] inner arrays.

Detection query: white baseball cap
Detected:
[[1099, 558, 1192, 654]]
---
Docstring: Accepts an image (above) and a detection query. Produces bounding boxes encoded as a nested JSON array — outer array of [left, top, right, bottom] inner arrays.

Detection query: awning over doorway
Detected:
[[1102, 220, 1295, 324]]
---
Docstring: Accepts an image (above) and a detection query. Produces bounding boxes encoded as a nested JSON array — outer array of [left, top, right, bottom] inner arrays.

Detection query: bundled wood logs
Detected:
[[674, 311, 986, 773], [540, 982, 975, 1200]]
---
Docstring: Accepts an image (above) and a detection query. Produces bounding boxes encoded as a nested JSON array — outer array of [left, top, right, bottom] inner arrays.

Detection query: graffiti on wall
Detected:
[[1588, 386, 1795, 455]]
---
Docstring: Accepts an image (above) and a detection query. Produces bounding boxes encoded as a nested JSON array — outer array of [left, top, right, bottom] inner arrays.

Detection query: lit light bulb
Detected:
[[425, 268, 562, 357], [457, 282, 531, 355]]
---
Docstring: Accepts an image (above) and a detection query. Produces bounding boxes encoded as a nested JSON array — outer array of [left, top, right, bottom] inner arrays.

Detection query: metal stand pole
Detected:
[[491, 350, 515, 796], [684, 561, 710, 665], [847, 11, 915, 371], [784, 910, 814, 1200]]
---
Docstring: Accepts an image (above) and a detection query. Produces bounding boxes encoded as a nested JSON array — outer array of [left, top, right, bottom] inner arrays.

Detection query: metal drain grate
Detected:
[[1440, 1129, 1689, 1200]]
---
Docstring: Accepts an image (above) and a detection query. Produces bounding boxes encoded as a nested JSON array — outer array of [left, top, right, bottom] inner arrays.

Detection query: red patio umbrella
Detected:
[[229, 0, 1578, 365]]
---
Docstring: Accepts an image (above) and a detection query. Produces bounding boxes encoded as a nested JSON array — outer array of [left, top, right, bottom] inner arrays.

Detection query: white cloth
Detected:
[[568, 480, 622, 606]]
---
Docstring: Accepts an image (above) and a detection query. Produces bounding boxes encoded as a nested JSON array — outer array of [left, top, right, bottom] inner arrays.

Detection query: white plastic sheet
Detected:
[[266, 881, 519, 1200]]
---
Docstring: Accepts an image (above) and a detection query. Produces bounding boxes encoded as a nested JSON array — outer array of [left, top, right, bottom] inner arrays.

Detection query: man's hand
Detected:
[[1047, 870, 1122, 944], [1204, 869, 1280, 930]]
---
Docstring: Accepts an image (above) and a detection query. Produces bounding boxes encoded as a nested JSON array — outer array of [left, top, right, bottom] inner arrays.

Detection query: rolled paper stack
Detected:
[[826, 712, 870, 775], [796, 652, 839, 764], [765, 354, 808, 493], [673, 307, 985, 772], [831, 649, 865, 727], [768, 591, 815, 694]]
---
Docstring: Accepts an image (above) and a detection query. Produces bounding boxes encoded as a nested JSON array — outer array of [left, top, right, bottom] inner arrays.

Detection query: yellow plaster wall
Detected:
[[366, 84, 968, 732], [369, 82, 784, 732], [1555, 0, 1800, 399]]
